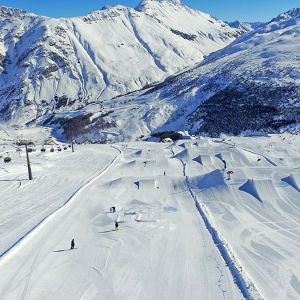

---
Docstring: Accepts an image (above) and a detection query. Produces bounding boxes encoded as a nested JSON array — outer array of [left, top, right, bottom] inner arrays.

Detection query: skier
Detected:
[[71, 239, 75, 249], [227, 170, 234, 178], [115, 221, 119, 230], [163, 171, 166, 176], [112, 206, 116, 213]]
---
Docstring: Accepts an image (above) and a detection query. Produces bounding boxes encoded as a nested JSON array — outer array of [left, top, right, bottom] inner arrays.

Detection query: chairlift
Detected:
[[27, 148, 33, 153], [41, 148, 46, 152], [58, 147, 62, 152], [50, 148, 55, 152], [64, 147, 67, 150]]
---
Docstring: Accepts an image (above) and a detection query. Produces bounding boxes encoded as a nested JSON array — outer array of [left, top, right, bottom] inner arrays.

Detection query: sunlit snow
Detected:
[[0, 128, 300, 299]]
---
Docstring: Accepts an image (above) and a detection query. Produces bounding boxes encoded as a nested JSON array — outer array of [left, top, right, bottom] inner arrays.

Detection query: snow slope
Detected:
[[78, 7, 300, 140], [0, 1, 242, 125], [1, 129, 300, 299]]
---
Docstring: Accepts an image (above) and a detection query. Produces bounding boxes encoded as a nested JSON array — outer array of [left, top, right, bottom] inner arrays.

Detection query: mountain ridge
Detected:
[[1, 4, 300, 142], [67, 7, 300, 142], [0, 2, 243, 126]]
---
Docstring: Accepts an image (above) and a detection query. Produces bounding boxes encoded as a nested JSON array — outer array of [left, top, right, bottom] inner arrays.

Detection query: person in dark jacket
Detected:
[[115, 221, 119, 230], [222, 160, 226, 168], [71, 239, 75, 249]]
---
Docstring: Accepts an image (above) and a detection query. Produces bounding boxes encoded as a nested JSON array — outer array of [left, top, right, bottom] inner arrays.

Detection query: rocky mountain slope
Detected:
[[0, 0, 243, 126], [87, 7, 300, 141]]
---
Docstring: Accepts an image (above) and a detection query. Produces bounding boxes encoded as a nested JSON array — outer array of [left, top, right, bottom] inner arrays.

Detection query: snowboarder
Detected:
[[71, 239, 75, 249], [227, 170, 234, 178], [115, 221, 119, 230], [163, 171, 166, 176], [222, 160, 226, 169]]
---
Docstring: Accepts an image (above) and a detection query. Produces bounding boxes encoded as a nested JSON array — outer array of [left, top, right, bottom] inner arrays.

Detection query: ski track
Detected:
[[185, 175, 254, 300], [1, 135, 300, 299], [0, 146, 121, 262]]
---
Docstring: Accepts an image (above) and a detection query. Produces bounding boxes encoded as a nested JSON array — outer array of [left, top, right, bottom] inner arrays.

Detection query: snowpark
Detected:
[[1, 129, 300, 299]]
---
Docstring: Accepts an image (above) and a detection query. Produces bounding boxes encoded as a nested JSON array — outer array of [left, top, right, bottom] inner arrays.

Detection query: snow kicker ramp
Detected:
[[193, 155, 213, 167], [193, 141, 207, 147], [239, 179, 262, 202], [178, 142, 192, 149], [238, 148, 273, 166], [215, 152, 237, 168], [136, 179, 157, 190], [216, 150, 253, 168], [282, 173, 300, 192], [190, 170, 229, 198], [171, 148, 189, 160], [239, 179, 282, 202]]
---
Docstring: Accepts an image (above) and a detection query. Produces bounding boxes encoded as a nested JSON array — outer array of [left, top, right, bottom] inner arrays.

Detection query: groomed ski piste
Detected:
[[1, 129, 300, 299]]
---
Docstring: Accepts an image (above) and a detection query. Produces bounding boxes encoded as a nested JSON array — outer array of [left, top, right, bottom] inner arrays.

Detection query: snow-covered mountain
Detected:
[[83, 7, 300, 141], [225, 20, 264, 32], [0, 1, 242, 126]]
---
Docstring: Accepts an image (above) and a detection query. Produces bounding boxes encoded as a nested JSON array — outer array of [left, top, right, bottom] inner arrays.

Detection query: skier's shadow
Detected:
[[53, 248, 77, 252], [98, 230, 115, 233]]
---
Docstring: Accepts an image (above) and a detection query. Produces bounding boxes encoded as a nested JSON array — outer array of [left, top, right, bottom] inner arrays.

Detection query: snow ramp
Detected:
[[238, 148, 272, 166], [193, 155, 213, 167], [282, 174, 300, 192], [239, 180, 262, 202], [178, 142, 192, 149], [171, 148, 189, 160], [253, 179, 282, 201], [129, 150, 142, 159], [193, 141, 207, 147], [136, 179, 157, 190], [216, 151, 247, 168], [291, 174, 300, 190], [216, 152, 233, 163]]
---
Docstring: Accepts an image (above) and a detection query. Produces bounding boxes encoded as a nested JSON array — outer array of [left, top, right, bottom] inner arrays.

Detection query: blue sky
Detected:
[[0, 0, 299, 22]]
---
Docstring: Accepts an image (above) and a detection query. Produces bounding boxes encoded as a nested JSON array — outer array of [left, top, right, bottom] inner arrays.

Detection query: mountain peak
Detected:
[[167, 0, 182, 4], [0, 6, 33, 19], [136, 0, 182, 12], [270, 7, 300, 23]]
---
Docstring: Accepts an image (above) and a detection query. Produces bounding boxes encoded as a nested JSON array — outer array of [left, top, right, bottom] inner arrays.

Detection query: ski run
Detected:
[[1, 129, 300, 299]]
